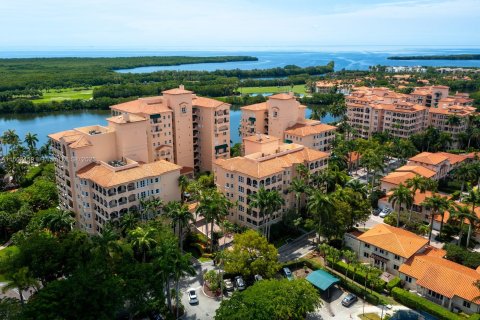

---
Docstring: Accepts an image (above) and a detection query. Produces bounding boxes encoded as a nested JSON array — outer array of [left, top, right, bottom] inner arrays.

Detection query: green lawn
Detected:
[[0, 245, 19, 282], [32, 88, 94, 104], [238, 84, 307, 95]]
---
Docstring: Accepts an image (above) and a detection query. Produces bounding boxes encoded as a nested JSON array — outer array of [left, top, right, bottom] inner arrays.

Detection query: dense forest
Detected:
[[388, 54, 480, 60]]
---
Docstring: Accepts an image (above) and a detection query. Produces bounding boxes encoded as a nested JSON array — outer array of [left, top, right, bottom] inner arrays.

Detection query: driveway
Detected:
[[180, 261, 221, 320]]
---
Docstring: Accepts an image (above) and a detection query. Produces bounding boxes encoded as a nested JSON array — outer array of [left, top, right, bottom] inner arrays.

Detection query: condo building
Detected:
[[240, 93, 337, 153], [346, 86, 475, 145], [111, 85, 231, 173], [213, 134, 329, 229], [49, 86, 230, 234]]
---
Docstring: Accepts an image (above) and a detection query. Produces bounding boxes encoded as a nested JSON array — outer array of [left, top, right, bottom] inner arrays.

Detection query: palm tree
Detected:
[[388, 183, 414, 227], [308, 190, 335, 243], [450, 204, 478, 247], [455, 163, 477, 193], [164, 200, 194, 251], [346, 179, 368, 199], [421, 194, 450, 244], [360, 149, 384, 193], [295, 163, 311, 184], [343, 250, 357, 280], [1, 129, 20, 154], [129, 226, 157, 262], [467, 127, 480, 149], [118, 211, 138, 237], [446, 115, 461, 127], [406, 175, 437, 220], [464, 188, 480, 247], [2, 267, 39, 306], [289, 177, 306, 216], [40, 209, 75, 234], [172, 252, 195, 319], [178, 175, 190, 203], [24, 132, 38, 164], [248, 187, 272, 238], [263, 189, 285, 241]]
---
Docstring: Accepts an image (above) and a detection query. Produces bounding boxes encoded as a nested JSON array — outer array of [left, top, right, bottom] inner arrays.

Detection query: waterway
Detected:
[[0, 108, 336, 147]]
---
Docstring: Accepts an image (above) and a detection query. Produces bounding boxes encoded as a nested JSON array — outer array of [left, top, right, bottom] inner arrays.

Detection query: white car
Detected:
[[379, 208, 391, 218], [188, 288, 198, 304]]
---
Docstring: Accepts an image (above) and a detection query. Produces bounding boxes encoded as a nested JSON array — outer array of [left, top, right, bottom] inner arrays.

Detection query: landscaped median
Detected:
[[391, 288, 480, 320]]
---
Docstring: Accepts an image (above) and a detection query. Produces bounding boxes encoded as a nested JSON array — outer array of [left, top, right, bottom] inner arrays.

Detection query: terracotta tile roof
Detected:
[[358, 224, 428, 258], [379, 103, 426, 113], [110, 97, 172, 115], [241, 102, 268, 111], [269, 93, 295, 100], [243, 134, 280, 143], [284, 123, 337, 137], [465, 152, 480, 160], [348, 151, 361, 163], [215, 147, 328, 179], [106, 114, 146, 124], [409, 152, 449, 165], [395, 165, 436, 178], [380, 171, 417, 186], [68, 136, 92, 149], [48, 130, 93, 149], [436, 152, 467, 165], [192, 96, 228, 109], [48, 130, 80, 142], [76, 160, 181, 188], [399, 248, 480, 301]]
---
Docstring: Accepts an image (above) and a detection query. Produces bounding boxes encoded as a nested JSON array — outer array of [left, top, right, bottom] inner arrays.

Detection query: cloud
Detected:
[[0, 0, 478, 49]]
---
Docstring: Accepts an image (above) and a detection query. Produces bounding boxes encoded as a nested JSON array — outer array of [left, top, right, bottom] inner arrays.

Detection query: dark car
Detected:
[[342, 293, 358, 307], [372, 208, 381, 216]]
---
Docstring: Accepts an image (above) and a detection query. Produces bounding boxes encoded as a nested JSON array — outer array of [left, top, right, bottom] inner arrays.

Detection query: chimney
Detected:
[[289, 91, 294, 97], [179, 84, 185, 90], [122, 112, 130, 122]]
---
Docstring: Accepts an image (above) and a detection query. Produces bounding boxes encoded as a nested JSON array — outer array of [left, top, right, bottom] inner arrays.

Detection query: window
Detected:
[[238, 176, 244, 183], [379, 249, 385, 254], [463, 301, 471, 308], [273, 111, 278, 117], [363, 252, 369, 258], [238, 186, 244, 193], [405, 276, 412, 283], [393, 265, 399, 270], [181, 106, 187, 113], [364, 243, 370, 248]]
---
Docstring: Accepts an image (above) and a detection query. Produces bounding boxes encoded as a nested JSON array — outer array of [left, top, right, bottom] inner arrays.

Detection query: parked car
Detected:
[[254, 274, 263, 282], [235, 276, 246, 291], [224, 279, 234, 292], [188, 288, 199, 304], [379, 208, 391, 218], [283, 267, 294, 280], [372, 208, 381, 216], [342, 293, 358, 307]]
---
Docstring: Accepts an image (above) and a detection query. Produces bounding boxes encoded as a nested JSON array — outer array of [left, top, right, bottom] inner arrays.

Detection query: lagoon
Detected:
[[0, 108, 336, 148]]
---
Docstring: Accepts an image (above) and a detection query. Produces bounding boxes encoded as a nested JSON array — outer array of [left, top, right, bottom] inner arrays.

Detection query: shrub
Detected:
[[386, 277, 402, 293], [391, 288, 463, 320], [444, 243, 480, 269], [330, 260, 386, 293]]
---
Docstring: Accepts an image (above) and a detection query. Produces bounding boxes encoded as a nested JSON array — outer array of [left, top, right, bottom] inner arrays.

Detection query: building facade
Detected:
[[240, 93, 337, 152], [213, 134, 329, 229]]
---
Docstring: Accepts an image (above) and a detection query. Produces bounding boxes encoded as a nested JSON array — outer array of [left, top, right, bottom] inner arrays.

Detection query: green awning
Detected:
[[150, 114, 161, 119], [306, 270, 339, 291], [284, 139, 293, 144]]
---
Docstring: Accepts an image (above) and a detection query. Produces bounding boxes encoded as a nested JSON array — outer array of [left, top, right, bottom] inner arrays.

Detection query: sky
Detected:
[[1, 0, 479, 50]]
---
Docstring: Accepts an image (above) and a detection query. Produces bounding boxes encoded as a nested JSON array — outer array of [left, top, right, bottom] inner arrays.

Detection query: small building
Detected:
[[306, 269, 340, 298], [349, 224, 428, 276], [399, 247, 480, 315]]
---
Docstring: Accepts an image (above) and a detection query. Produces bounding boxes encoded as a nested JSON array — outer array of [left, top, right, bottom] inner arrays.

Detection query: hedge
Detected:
[[328, 259, 387, 293], [19, 165, 44, 188], [386, 277, 402, 293], [391, 288, 464, 320]]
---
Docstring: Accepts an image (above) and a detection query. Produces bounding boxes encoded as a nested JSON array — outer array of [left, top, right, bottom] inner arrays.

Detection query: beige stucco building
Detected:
[[49, 116, 182, 235], [346, 86, 475, 146], [110, 86, 231, 173], [240, 93, 337, 152], [213, 134, 329, 229], [49, 86, 229, 234]]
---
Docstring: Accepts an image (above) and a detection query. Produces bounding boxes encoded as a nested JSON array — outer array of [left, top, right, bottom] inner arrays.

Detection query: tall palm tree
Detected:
[[264, 189, 285, 241], [467, 127, 480, 149], [2, 267, 39, 306], [421, 194, 450, 244], [455, 163, 477, 193], [289, 177, 306, 216], [129, 226, 157, 262], [406, 175, 437, 220], [464, 188, 480, 247], [24, 132, 38, 164], [164, 200, 194, 251], [1, 129, 20, 154], [248, 187, 272, 238], [360, 149, 384, 193], [346, 179, 368, 199], [178, 175, 190, 203], [450, 204, 478, 247], [388, 183, 414, 227], [118, 211, 138, 237], [308, 190, 335, 243]]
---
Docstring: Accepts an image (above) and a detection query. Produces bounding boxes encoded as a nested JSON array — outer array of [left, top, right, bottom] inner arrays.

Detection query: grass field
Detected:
[[0, 245, 19, 282], [238, 84, 307, 95], [32, 88, 94, 104]]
